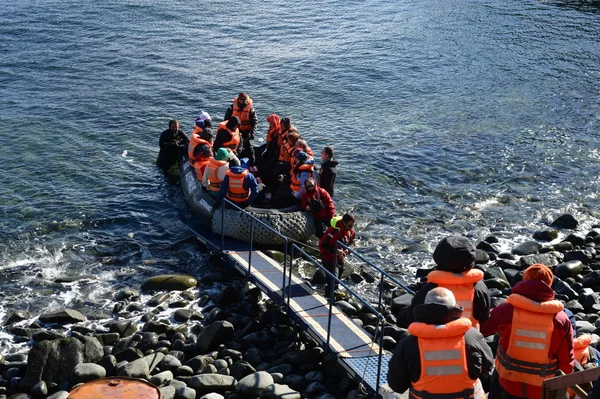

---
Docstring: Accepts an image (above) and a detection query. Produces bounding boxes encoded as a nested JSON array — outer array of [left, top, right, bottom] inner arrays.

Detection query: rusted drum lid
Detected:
[[67, 377, 161, 399]]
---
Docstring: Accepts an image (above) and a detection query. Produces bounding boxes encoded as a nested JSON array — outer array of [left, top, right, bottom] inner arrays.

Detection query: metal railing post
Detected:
[[247, 217, 254, 279], [377, 314, 384, 396], [286, 245, 295, 312], [282, 239, 288, 307], [220, 201, 225, 254]]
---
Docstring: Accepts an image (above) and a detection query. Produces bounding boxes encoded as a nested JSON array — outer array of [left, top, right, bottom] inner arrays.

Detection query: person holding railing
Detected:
[[387, 287, 493, 398], [301, 178, 335, 238], [318, 213, 355, 298], [407, 236, 491, 329], [480, 264, 574, 399]]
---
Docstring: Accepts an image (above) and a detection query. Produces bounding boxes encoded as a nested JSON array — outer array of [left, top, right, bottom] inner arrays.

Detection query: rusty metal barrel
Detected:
[[67, 377, 161, 399]]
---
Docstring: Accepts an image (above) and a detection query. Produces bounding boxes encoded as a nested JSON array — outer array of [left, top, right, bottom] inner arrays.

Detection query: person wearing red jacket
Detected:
[[480, 264, 574, 399], [318, 213, 355, 297], [301, 178, 335, 238]]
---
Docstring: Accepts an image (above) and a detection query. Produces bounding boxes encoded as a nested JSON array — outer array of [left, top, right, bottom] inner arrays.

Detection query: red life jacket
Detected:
[[495, 294, 564, 388], [427, 269, 484, 328], [408, 317, 485, 399], [225, 169, 250, 203]]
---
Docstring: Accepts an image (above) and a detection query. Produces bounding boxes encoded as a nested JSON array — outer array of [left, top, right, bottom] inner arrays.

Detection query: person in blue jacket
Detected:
[[217, 156, 259, 208]]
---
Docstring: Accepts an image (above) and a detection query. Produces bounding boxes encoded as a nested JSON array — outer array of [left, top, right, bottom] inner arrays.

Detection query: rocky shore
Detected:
[[1, 213, 600, 398]]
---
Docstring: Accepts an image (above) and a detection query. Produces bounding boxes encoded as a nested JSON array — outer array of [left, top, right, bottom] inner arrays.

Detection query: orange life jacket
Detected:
[[193, 158, 212, 181], [427, 269, 484, 328], [205, 159, 228, 192], [225, 169, 250, 203], [267, 123, 280, 143], [574, 334, 593, 366], [218, 121, 240, 151], [231, 96, 253, 133], [188, 133, 211, 162], [277, 126, 297, 162], [408, 318, 485, 399], [495, 294, 564, 388], [290, 163, 314, 194]]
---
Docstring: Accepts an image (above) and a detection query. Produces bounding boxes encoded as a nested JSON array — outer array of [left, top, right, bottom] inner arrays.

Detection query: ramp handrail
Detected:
[[289, 243, 386, 396], [541, 367, 600, 398], [220, 199, 289, 290]]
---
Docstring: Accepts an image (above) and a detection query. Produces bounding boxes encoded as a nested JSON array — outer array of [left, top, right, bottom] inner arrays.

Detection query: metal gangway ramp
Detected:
[[207, 200, 415, 397]]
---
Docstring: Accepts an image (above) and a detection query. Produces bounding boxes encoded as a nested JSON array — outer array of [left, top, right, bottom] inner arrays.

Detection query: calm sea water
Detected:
[[1, 0, 600, 338]]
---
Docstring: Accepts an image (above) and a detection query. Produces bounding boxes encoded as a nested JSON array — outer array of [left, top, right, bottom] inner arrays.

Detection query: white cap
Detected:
[[198, 111, 211, 122]]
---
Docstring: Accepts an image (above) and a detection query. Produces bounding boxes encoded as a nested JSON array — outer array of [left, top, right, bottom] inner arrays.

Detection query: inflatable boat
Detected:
[[178, 153, 315, 245]]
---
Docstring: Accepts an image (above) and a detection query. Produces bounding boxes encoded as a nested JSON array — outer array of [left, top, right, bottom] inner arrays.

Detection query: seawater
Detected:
[[1, 0, 600, 348]]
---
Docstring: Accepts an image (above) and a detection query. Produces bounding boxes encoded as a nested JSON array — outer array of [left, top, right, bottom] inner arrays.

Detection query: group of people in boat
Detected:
[[156, 92, 340, 235], [388, 235, 598, 399]]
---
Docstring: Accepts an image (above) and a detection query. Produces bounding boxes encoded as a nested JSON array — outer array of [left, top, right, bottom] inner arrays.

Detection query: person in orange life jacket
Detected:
[[318, 213, 355, 297], [217, 156, 259, 208], [300, 178, 335, 238], [203, 147, 230, 197], [224, 92, 257, 163], [407, 236, 491, 328], [157, 119, 189, 170], [192, 137, 214, 182], [213, 117, 241, 155], [319, 146, 338, 197], [289, 151, 315, 200], [188, 111, 212, 162], [387, 287, 493, 397], [294, 139, 314, 159], [480, 264, 574, 399]]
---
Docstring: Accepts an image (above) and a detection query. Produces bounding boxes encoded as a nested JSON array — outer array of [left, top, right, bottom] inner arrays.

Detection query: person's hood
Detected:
[[512, 279, 555, 302], [229, 166, 246, 174], [267, 114, 280, 128], [413, 302, 464, 325], [324, 159, 339, 167]]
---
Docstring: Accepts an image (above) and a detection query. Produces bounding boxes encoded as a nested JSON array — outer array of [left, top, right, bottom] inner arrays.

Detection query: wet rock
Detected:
[[304, 381, 326, 398], [199, 394, 224, 399], [554, 241, 574, 252], [185, 355, 213, 373], [141, 275, 198, 292], [177, 387, 197, 399], [349, 273, 364, 283], [38, 309, 85, 324], [115, 288, 139, 301], [95, 333, 120, 346], [97, 355, 117, 376], [142, 352, 165, 373], [267, 364, 293, 375], [114, 348, 143, 363], [581, 271, 600, 288], [484, 278, 510, 290], [143, 320, 170, 334], [576, 321, 596, 334], [519, 253, 559, 268], [533, 229, 559, 242], [554, 261, 584, 279], [484, 267, 508, 283], [33, 330, 66, 343], [173, 309, 192, 323], [4, 310, 31, 326], [475, 249, 490, 264], [390, 294, 412, 314], [243, 348, 261, 367], [496, 259, 520, 270], [215, 286, 240, 306], [551, 214, 579, 230], [512, 241, 543, 256], [31, 380, 48, 397], [261, 383, 301, 399], [564, 250, 592, 264], [116, 358, 150, 379], [236, 371, 274, 396], [335, 301, 357, 317], [477, 241, 499, 254], [159, 385, 176, 399], [47, 391, 69, 399], [108, 320, 137, 338], [564, 234, 586, 248], [243, 331, 270, 345], [188, 374, 237, 393], [196, 321, 234, 354], [148, 293, 170, 306], [71, 363, 106, 384], [552, 280, 578, 301], [160, 354, 182, 371]]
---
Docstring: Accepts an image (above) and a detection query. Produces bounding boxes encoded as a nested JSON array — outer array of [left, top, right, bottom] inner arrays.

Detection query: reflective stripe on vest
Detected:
[[226, 169, 250, 202], [408, 318, 481, 397], [409, 380, 485, 399], [495, 294, 563, 387]]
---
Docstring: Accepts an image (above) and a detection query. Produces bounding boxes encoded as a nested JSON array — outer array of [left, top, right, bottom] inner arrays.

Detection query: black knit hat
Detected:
[[432, 236, 476, 272]]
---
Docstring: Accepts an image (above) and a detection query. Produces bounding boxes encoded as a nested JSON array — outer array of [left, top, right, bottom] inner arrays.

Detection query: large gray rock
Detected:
[[116, 357, 150, 379], [142, 352, 165, 373], [160, 385, 176, 399], [47, 391, 69, 399], [150, 370, 174, 386], [20, 337, 100, 390], [188, 374, 237, 393], [236, 371, 275, 396], [38, 309, 85, 324], [141, 275, 198, 292], [160, 354, 182, 371], [196, 321, 235, 354], [261, 383, 301, 399], [177, 387, 197, 399], [512, 241, 543, 256], [199, 394, 224, 399], [71, 363, 106, 384]]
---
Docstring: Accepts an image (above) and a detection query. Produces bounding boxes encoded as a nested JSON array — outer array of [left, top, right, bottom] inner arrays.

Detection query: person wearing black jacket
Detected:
[[319, 146, 338, 197], [157, 120, 189, 170], [388, 287, 493, 396], [406, 236, 491, 326]]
